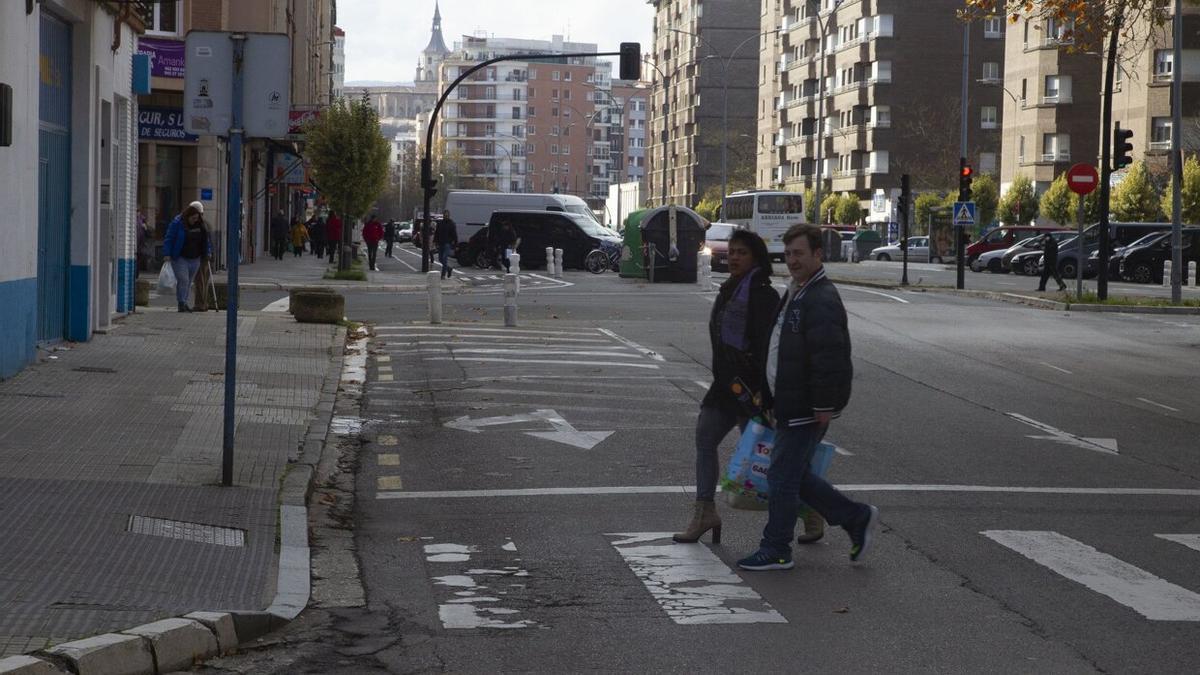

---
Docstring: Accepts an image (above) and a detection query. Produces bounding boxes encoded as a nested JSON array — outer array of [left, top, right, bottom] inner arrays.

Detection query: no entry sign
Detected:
[[1067, 163, 1100, 195]]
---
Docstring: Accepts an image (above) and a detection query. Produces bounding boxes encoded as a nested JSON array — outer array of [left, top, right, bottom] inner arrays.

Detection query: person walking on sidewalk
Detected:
[[435, 211, 459, 278], [1037, 233, 1067, 292], [326, 211, 343, 264], [269, 209, 289, 260], [308, 215, 325, 259], [384, 219, 397, 259], [737, 224, 879, 571], [674, 230, 779, 545], [363, 214, 384, 271], [163, 201, 212, 313], [291, 218, 309, 257]]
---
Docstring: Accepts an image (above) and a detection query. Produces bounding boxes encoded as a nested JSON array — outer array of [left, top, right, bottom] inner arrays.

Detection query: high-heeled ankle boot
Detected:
[[796, 507, 825, 544], [673, 500, 722, 544]]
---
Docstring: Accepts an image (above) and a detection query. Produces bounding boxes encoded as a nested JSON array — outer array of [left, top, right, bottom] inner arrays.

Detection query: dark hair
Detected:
[[782, 223, 823, 252], [728, 229, 773, 278]]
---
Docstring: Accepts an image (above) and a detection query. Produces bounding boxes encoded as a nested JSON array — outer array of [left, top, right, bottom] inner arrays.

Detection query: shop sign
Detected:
[[137, 37, 186, 79], [274, 152, 306, 184], [138, 106, 198, 142], [288, 107, 321, 139]]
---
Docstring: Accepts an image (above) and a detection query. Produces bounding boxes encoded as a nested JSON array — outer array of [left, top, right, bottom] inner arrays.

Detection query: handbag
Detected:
[[720, 421, 836, 510]]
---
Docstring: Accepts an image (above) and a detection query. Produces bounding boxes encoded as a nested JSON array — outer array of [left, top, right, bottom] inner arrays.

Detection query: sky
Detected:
[[339, 0, 656, 84]]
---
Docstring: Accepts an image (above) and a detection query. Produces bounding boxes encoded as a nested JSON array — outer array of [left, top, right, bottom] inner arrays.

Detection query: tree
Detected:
[[804, 188, 817, 223], [1111, 160, 1162, 221], [972, 173, 1000, 228], [694, 184, 722, 222], [304, 96, 391, 269], [1040, 173, 1075, 225], [819, 193, 841, 225], [431, 139, 470, 211], [997, 174, 1039, 224], [835, 193, 864, 225], [1160, 155, 1200, 224], [915, 192, 947, 233], [961, 2, 1176, 52]]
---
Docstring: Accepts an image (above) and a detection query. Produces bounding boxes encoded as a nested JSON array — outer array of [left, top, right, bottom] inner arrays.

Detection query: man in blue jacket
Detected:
[[738, 223, 879, 571]]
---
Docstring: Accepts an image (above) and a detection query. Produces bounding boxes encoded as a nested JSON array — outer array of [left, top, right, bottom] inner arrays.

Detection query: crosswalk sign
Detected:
[[953, 201, 976, 227]]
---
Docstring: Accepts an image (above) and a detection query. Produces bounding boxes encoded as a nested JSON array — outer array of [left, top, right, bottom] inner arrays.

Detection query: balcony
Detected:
[[1041, 94, 1072, 105], [1041, 152, 1070, 162], [1149, 139, 1172, 151]]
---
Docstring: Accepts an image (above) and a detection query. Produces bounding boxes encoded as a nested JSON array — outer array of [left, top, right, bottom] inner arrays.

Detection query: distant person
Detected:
[[363, 214, 384, 271], [434, 211, 459, 278], [495, 221, 517, 272], [269, 209, 289, 260], [291, 218, 309, 258], [384, 219, 397, 258], [163, 201, 212, 313], [1037, 234, 1067, 293], [326, 211, 343, 264], [308, 215, 325, 259]]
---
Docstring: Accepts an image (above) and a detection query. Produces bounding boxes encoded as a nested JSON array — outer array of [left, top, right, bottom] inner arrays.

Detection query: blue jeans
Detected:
[[439, 244, 454, 274], [170, 257, 201, 305], [759, 423, 867, 556]]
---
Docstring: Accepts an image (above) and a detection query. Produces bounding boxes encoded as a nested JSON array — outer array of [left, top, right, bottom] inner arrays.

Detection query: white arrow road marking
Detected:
[[444, 408, 613, 450], [1006, 413, 1119, 454], [983, 530, 1200, 621], [1157, 534, 1200, 553], [262, 296, 290, 312], [608, 532, 787, 625], [596, 328, 666, 361]]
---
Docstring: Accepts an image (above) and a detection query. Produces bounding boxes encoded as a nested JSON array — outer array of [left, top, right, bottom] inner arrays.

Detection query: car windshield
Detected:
[[707, 223, 736, 241], [566, 204, 602, 225], [1128, 232, 1167, 248], [568, 213, 616, 238], [1014, 237, 1040, 248]]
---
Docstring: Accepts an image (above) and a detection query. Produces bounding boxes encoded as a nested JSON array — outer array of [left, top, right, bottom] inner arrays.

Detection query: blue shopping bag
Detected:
[[721, 421, 835, 510]]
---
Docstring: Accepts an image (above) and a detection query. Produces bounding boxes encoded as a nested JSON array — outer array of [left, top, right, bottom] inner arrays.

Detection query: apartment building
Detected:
[[611, 80, 651, 186], [435, 35, 615, 203], [759, 0, 1004, 224], [646, 0, 761, 208], [999, 13, 1101, 201]]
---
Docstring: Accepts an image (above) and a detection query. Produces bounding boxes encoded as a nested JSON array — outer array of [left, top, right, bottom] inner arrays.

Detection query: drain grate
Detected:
[[126, 515, 246, 547]]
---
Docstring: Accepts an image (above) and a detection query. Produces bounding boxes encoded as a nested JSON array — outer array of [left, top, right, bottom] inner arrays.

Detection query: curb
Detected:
[[0, 325, 350, 675]]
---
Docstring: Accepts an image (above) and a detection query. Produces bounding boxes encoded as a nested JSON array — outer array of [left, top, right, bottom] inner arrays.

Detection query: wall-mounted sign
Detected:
[[137, 37, 185, 79], [183, 32, 291, 138], [138, 106, 198, 142], [274, 152, 306, 184], [288, 107, 321, 138]]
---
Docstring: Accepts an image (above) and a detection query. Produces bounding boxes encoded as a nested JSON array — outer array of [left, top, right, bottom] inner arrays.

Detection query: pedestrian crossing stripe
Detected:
[[424, 540, 537, 629], [983, 530, 1200, 621]]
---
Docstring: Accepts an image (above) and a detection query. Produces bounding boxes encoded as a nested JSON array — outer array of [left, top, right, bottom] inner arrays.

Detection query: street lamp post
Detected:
[[668, 27, 780, 220], [811, 0, 846, 225]]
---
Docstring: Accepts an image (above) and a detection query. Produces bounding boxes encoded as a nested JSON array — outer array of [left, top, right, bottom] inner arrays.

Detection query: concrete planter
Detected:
[[290, 289, 343, 324]]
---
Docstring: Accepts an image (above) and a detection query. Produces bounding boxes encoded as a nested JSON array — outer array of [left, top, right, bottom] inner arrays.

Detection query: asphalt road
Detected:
[[201, 264, 1200, 673]]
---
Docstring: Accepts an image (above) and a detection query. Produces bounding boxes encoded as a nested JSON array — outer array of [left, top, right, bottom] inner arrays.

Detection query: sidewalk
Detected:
[[0, 307, 343, 657], [212, 244, 445, 292]]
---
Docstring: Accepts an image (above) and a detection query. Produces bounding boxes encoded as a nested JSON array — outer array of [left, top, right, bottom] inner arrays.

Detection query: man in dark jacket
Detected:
[[308, 216, 325, 259], [1037, 233, 1067, 292], [384, 219, 397, 259], [269, 209, 289, 260], [434, 211, 459, 278], [738, 224, 878, 571]]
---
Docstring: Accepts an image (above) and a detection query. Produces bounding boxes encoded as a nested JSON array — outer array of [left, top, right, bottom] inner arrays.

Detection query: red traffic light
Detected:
[[961, 165, 974, 178]]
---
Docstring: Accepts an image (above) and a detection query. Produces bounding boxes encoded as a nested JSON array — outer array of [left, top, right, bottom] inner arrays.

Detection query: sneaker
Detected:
[[737, 549, 794, 571], [847, 505, 879, 562]]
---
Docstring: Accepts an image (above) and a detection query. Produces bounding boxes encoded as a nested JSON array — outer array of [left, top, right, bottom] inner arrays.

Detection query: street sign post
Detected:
[[1066, 163, 1099, 298], [952, 201, 975, 290]]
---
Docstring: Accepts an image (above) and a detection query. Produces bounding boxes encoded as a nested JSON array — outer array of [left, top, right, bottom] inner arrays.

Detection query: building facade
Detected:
[[332, 26, 346, 101], [611, 80, 650, 187], [999, 12, 1101, 208], [1, 0, 143, 378], [759, 0, 1005, 224], [646, 0, 762, 208]]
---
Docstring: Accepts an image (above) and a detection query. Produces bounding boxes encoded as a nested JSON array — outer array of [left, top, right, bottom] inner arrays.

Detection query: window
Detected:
[[1020, 78, 1027, 104], [1046, 16, 1074, 44], [562, 144, 570, 155], [872, 105, 891, 127], [551, 107, 559, 117], [871, 60, 892, 82], [528, 125, 536, 135], [565, 71, 572, 81], [981, 106, 998, 129], [528, 106, 536, 117], [1018, 135, 1025, 162], [564, 108, 571, 118], [984, 17, 1002, 38], [512, 106, 521, 119], [529, 87, 536, 97], [551, 144, 559, 155], [564, 89, 571, 100], [1042, 133, 1070, 161], [552, 88, 559, 101], [1023, 20, 1030, 47], [1155, 50, 1174, 81], [512, 90, 523, 101], [142, 0, 180, 35], [979, 152, 997, 174], [1044, 75, 1071, 103], [981, 61, 1001, 81], [551, 125, 560, 136], [526, 142, 535, 154], [552, 71, 561, 81], [1152, 117, 1173, 147]]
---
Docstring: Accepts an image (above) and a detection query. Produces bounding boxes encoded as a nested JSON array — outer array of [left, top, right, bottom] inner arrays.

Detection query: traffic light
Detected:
[[1113, 123, 1134, 170], [619, 43, 641, 81], [421, 157, 438, 198], [958, 159, 974, 202], [897, 173, 911, 226]]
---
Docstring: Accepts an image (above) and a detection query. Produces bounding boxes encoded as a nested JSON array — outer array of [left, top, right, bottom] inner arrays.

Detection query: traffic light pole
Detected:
[[956, 20, 970, 290], [900, 174, 910, 286], [1097, 5, 1125, 301], [420, 46, 637, 272]]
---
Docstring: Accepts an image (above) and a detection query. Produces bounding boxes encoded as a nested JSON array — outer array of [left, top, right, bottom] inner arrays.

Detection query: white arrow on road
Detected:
[[444, 408, 612, 450], [1006, 413, 1119, 455]]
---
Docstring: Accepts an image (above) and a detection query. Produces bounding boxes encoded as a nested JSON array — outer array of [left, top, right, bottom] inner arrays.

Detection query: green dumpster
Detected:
[[619, 209, 649, 278]]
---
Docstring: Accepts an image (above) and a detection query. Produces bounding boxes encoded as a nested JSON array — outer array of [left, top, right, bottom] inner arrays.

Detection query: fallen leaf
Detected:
[[833, 606, 850, 614]]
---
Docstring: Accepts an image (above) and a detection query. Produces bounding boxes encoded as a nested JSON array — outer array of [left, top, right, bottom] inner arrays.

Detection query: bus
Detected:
[[722, 190, 806, 256]]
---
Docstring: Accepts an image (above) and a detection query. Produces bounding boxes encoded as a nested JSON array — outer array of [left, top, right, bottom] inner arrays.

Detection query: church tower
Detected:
[[415, 1, 450, 84]]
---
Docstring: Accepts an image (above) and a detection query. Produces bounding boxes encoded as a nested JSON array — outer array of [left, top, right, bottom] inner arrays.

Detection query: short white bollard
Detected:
[[1189, 261, 1197, 287], [545, 247, 553, 271], [509, 252, 521, 293], [698, 252, 712, 288], [1164, 260, 1173, 288], [553, 248, 564, 278], [427, 270, 442, 324], [503, 273, 518, 327]]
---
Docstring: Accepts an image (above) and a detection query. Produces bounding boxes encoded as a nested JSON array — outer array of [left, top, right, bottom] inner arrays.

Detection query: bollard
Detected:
[[647, 242, 657, 283], [1164, 261, 1172, 288], [427, 270, 442, 324], [553, 248, 564, 279], [510, 252, 521, 293], [698, 252, 712, 288], [1189, 261, 1197, 287], [503, 273, 518, 327], [545, 247, 553, 272]]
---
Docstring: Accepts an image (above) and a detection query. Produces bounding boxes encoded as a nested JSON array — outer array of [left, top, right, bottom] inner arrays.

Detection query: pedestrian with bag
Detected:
[[363, 213, 384, 271], [162, 201, 212, 313], [326, 211, 343, 264], [1037, 233, 1067, 292], [384, 219, 397, 259], [291, 218, 309, 258], [674, 230, 779, 544], [435, 210, 459, 278], [737, 224, 879, 571], [269, 209, 289, 260]]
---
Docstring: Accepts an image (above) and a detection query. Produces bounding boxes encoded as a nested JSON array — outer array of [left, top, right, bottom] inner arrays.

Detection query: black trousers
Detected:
[[384, 239, 394, 257], [271, 237, 287, 260], [367, 242, 379, 270], [327, 241, 339, 264], [1039, 260, 1065, 290]]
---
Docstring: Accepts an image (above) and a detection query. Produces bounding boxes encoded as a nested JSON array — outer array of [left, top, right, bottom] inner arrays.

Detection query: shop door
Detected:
[[37, 11, 72, 342]]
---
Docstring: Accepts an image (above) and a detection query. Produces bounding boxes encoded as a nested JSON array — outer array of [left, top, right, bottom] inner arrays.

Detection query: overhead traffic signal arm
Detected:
[[1113, 123, 1134, 171]]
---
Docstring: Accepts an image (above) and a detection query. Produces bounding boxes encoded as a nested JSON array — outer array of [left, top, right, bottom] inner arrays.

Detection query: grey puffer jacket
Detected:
[[768, 267, 852, 427]]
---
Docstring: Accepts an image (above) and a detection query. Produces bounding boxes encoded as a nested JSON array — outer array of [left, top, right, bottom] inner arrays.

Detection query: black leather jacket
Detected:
[[701, 273, 780, 416]]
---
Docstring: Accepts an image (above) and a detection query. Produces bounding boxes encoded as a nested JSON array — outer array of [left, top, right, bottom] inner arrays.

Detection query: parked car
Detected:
[[965, 225, 1071, 267], [1119, 228, 1200, 283], [1089, 231, 1169, 280], [973, 232, 1077, 273], [396, 221, 414, 243], [870, 236, 930, 262], [703, 222, 738, 271], [458, 210, 622, 270]]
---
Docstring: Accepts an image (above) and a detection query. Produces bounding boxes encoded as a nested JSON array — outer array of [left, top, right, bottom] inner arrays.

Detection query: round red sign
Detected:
[[1066, 163, 1100, 196]]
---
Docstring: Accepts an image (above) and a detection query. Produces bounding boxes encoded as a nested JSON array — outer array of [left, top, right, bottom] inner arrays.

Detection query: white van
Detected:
[[444, 190, 601, 241]]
